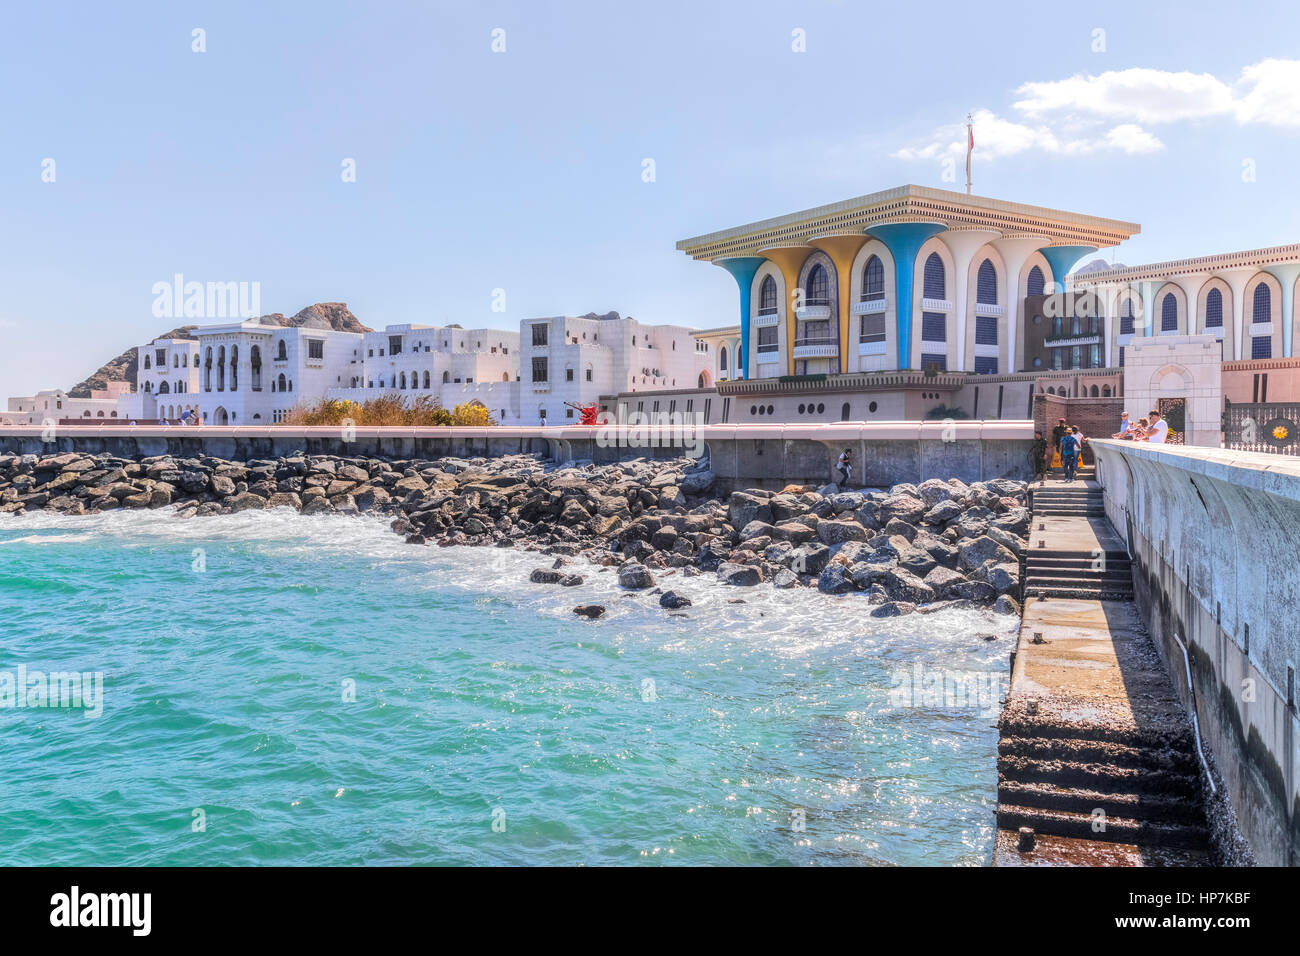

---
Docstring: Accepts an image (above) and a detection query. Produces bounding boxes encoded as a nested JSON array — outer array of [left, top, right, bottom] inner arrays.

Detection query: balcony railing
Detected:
[[793, 336, 837, 348]]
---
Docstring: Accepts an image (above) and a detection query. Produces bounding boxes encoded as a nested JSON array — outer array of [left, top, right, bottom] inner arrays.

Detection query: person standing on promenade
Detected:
[[1031, 431, 1048, 481], [1059, 427, 1081, 482], [1146, 409, 1168, 443]]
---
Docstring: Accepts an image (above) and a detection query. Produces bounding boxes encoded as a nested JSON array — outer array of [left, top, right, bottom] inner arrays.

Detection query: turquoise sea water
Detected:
[[0, 510, 1011, 866]]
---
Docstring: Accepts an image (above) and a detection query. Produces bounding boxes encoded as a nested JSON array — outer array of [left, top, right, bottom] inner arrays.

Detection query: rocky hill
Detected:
[[68, 303, 372, 396], [68, 325, 197, 397]]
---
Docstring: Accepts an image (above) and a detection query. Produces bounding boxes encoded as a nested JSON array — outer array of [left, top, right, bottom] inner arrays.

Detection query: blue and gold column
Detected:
[[864, 222, 946, 369], [715, 257, 765, 380], [1037, 245, 1097, 293]]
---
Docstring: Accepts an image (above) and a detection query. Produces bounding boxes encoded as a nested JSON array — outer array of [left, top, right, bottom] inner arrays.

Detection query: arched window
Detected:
[[276, 340, 287, 361], [1252, 283, 1273, 358], [250, 345, 262, 390], [216, 346, 226, 391], [840, 402, 850, 421], [1205, 288, 1223, 328], [442, 370, 450, 383], [1103, 386, 1112, 397], [1090, 385, 1100, 397], [698, 372, 707, 388], [277, 372, 286, 392], [229, 345, 238, 391], [805, 264, 829, 306], [759, 275, 777, 314], [400, 372, 407, 389], [193, 354, 199, 367], [97, 410, 104, 417], [719, 346, 728, 372], [1161, 293, 1178, 331], [1120, 298, 1135, 336], [862, 255, 884, 301], [143, 354, 151, 369], [977, 259, 998, 305], [1027, 265, 1045, 297], [923, 253, 945, 299], [423, 371, 430, 389], [158, 381, 169, 394], [1253, 283, 1271, 323]]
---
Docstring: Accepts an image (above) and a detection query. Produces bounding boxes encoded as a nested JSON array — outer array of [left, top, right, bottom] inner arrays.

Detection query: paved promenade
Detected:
[[994, 475, 1210, 865]]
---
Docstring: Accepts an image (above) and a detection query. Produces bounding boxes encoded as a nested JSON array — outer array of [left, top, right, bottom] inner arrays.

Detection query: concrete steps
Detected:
[[996, 804, 1208, 850], [995, 480, 1211, 864], [998, 733, 1207, 850]]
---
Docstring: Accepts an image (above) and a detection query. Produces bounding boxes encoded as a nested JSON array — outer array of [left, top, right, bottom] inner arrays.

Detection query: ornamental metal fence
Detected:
[[1222, 401, 1300, 454]]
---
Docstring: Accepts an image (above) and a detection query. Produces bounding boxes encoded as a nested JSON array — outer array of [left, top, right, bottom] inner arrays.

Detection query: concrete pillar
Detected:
[[1138, 280, 1159, 339], [808, 234, 869, 374], [864, 222, 947, 370], [992, 235, 1050, 373], [1222, 268, 1257, 360], [1174, 273, 1209, 336], [714, 257, 765, 380], [940, 228, 1001, 372], [1264, 262, 1300, 357]]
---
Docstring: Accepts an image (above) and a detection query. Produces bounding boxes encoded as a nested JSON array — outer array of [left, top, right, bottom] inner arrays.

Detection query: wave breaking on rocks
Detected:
[[0, 450, 1029, 619]]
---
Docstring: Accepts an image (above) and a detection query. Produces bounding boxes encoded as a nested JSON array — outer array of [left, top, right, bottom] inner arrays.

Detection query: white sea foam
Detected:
[[0, 508, 1018, 660]]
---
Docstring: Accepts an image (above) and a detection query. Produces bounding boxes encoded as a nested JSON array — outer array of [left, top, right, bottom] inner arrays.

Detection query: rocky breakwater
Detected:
[[0, 451, 1029, 620]]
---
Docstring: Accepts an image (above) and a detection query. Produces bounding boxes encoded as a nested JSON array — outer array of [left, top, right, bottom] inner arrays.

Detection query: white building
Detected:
[[325, 323, 522, 422], [190, 316, 363, 424], [521, 314, 711, 423], [3, 383, 131, 425], [119, 334, 202, 421]]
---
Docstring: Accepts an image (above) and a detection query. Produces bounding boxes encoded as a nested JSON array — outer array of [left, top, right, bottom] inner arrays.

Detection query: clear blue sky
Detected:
[[3, 0, 1299, 395]]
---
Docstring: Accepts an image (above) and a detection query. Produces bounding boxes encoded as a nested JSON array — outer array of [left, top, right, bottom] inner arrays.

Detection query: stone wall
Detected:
[[0, 422, 1035, 493], [1092, 438, 1300, 865]]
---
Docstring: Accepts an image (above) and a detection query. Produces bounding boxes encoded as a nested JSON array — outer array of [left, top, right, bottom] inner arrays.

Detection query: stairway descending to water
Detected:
[[995, 468, 1210, 865], [1025, 477, 1134, 601]]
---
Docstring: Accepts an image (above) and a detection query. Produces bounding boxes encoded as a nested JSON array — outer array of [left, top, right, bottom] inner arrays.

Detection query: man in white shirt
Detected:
[[1147, 409, 1169, 443]]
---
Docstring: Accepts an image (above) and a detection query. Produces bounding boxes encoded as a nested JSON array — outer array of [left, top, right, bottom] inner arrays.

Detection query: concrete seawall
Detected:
[[1091, 439, 1300, 865], [0, 421, 1034, 489]]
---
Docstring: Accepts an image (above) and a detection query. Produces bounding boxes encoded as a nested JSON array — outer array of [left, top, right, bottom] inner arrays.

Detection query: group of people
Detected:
[[1031, 418, 1087, 482], [1111, 410, 1168, 444], [1031, 409, 1169, 482], [143, 407, 204, 426]]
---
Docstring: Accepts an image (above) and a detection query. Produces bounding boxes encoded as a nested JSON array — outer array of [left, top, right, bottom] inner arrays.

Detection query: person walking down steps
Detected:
[[1059, 427, 1082, 482]]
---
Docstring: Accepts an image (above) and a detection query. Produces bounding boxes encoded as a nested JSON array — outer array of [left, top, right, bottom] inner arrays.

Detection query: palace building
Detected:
[[675, 184, 1300, 423]]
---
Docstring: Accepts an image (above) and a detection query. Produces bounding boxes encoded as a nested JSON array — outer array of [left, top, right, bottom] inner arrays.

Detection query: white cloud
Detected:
[[894, 58, 1300, 168], [1233, 58, 1300, 127], [1013, 68, 1234, 124], [892, 109, 1162, 162]]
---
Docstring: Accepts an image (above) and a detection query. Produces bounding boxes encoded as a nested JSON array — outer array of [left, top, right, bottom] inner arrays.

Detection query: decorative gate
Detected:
[[1222, 401, 1300, 454], [1158, 397, 1186, 445]]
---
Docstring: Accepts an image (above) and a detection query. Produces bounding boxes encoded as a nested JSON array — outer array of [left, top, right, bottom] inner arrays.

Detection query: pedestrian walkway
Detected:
[[994, 469, 1210, 866]]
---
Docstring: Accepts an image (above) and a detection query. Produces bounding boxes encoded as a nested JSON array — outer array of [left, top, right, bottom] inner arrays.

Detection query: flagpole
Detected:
[[965, 113, 973, 195]]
